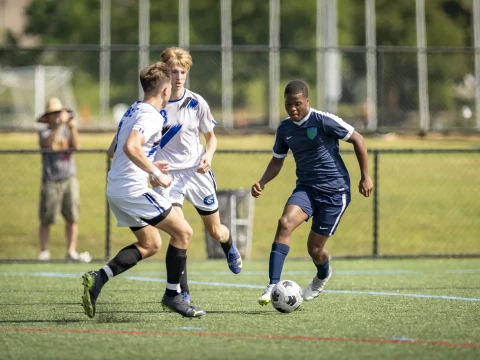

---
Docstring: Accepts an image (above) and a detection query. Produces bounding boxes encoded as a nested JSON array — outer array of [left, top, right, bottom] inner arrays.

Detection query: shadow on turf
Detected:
[[1, 302, 83, 306], [194, 310, 277, 315], [0, 319, 84, 324]]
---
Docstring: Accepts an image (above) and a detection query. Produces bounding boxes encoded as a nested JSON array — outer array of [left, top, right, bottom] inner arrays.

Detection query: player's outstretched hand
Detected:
[[150, 173, 172, 188], [153, 160, 170, 174], [358, 176, 374, 197], [251, 182, 264, 198]]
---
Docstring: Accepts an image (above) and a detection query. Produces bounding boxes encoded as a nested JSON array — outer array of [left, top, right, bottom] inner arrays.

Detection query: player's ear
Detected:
[[306, 97, 310, 106]]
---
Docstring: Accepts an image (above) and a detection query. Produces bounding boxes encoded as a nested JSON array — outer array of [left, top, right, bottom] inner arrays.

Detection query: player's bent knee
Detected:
[[277, 216, 295, 234], [142, 240, 161, 255], [207, 225, 226, 241], [173, 222, 193, 245], [308, 246, 328, 262]]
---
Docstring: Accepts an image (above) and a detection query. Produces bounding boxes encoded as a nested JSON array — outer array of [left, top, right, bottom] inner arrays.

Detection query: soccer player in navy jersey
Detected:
[[252, 80, 373, 305]]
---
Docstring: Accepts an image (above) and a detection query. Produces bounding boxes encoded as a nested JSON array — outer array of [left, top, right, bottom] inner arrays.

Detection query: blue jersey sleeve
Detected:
[[322, 112, 354, 141], [272, 125, 289, 158]]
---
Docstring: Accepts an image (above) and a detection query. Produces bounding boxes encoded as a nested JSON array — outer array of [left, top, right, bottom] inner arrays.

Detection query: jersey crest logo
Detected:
[[203, 194, 215, 206], [307, 127, 317, 140]]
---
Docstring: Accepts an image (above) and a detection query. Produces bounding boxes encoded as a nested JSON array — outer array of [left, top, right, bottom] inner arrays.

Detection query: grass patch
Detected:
[[0, 259, 479, 359]]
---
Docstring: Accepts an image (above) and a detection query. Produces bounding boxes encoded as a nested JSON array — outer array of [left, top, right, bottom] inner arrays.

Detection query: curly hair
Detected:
[[284, 80, 309, 98]]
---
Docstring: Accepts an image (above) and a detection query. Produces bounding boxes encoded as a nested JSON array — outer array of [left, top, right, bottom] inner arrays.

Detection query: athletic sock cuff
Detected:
[[126, 244, 142, 262], [271, 242, 290, 255], [166, 244, 187, 257]]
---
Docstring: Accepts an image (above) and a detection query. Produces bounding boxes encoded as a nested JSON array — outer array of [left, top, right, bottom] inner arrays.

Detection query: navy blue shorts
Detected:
[[286, 186, 351, 236]]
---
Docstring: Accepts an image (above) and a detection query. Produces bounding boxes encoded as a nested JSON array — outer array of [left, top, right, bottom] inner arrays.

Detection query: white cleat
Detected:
[[67, 251, 92, 263], [38, 250, 51, 261], [303, 266, 332, 301], [258, 284, 275, 306]]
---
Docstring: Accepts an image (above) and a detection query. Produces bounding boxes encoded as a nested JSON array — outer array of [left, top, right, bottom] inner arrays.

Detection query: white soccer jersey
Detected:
[[153, 88, 216, 170], [107, 101, 164, 197]]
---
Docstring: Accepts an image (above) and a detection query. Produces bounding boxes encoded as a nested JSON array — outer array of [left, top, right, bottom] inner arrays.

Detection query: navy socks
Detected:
[[268, 242, 290, 284], [315, 258, 330, 280]]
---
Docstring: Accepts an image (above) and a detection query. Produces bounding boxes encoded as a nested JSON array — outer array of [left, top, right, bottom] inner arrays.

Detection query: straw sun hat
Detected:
[[37, 98, 73, 123]]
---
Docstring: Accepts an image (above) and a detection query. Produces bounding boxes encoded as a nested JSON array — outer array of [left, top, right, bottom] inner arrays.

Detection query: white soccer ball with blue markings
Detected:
[[271, 280, 303, 313]]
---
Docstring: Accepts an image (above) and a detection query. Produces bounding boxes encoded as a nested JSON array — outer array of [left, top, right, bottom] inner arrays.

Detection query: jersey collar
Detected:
[[292, 107, 312, 126], [168, 88, 187, 103]]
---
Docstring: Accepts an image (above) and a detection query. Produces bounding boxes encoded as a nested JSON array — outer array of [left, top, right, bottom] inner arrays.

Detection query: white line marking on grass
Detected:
[[122, 276, 480, 302], [324, 290, 480, 302], [1, 272, 480, 302], [0, 272, 82, 278], [131, 269, 480, 276], [179, 326, 205, 331], [135, 270, 419, 276], [124, 276, 264, 289], [3, 269, 478, 278]]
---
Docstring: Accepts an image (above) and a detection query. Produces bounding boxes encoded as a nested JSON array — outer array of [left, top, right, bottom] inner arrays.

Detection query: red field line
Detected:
[[1, 327, 479, 348]]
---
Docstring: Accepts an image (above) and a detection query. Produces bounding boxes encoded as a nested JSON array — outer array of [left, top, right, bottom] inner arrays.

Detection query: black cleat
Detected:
[[161, 293, 206, 318], [81, 271, 103, 318], [181, 291, 191, 304]]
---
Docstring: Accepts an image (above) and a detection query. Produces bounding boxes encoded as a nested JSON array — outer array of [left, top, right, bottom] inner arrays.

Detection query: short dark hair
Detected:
[[284, 80, 309, 98], [139, 62, 171, 93]]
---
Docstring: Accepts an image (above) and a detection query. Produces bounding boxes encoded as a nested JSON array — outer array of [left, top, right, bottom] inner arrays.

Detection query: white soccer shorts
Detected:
[[107, 188, 172, 227], [153, 167, 218, 213]]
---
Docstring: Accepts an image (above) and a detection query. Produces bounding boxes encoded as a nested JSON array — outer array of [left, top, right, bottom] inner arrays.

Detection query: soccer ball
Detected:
[[271, 280, 303, 313]]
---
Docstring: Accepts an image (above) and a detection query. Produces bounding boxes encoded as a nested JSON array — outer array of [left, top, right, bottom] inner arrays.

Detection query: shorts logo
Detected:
[[307, 127, 317, 140], [203, 194, 215, 206]]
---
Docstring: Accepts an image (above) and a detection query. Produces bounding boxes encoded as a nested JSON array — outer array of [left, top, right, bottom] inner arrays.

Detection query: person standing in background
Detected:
[[37, 98, 91, 262]]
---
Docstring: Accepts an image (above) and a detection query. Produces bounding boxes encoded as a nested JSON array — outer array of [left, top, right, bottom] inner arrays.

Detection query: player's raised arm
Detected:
[[346, 130, 373, 197], [251, 156, 285, 198]]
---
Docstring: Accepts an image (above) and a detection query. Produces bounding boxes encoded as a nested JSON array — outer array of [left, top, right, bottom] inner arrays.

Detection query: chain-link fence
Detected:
[[0, 148, 478, 261], [0, 47, 477, 133]]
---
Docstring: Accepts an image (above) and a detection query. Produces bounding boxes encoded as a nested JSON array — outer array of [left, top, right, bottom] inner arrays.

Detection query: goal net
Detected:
[[0, 65, 79, 129]]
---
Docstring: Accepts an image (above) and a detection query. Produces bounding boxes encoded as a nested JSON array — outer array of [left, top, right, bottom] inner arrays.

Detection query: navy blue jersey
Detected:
[[273, 108, 354, 194]]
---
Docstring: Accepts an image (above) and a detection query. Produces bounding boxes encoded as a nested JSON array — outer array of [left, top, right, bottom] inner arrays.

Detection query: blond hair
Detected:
[[139, 61, 171, 93], [160, 47, 193, 71]]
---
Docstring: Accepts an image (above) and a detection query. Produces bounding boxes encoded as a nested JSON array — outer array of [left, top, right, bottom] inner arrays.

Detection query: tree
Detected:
[[3, 0, 474, 127]]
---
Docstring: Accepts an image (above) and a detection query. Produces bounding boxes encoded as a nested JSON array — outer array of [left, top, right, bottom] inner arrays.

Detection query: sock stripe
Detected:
[[166, 283, 181, 292], [103, 265, 114, 279]]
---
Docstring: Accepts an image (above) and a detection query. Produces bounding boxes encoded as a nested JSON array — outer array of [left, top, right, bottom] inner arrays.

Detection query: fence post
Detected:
[[105, 155, 111, 260], [268, 0, 280, 129], [416, 0, 430, 132], [372, 150, 379, 257], [474, 0, 480, 130], [99, 0, 111, 122]]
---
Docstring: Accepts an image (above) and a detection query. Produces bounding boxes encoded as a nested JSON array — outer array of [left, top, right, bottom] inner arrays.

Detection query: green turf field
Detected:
[[0, 133, 479, 260], [1, 259, 479, 359]]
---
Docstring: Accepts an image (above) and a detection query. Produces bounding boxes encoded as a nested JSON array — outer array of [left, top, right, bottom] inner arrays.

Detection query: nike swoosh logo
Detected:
[[286, 136, 292, 140], [319, 227, 328, 230]]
